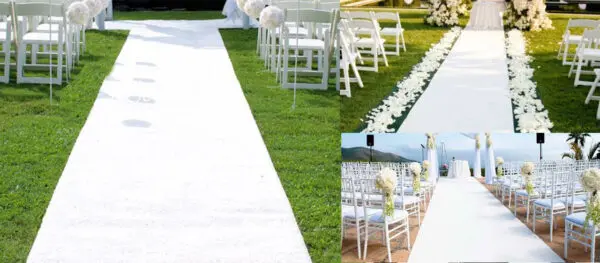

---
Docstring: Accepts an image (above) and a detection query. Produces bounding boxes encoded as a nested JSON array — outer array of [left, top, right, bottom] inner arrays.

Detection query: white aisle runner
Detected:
[[27, 20, 310, 263], [399, 30, 514, 132], [408, 177, 564, 262]]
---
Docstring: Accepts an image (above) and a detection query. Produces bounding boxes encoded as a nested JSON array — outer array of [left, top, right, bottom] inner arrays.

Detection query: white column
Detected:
[[485, 146, 496, 184], [474, 148, 482, 178], [427, 148, 436, 184]]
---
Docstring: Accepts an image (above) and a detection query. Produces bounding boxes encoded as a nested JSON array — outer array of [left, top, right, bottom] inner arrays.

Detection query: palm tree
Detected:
[[589, 141, 600, 160], [567, 133, 591, 148], [563, 142, 584, 160]]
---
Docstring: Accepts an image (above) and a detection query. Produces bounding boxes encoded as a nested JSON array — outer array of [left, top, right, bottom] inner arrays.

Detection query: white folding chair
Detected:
[[277, 8, 339, 90], [569, 28, 600, 87], [558, 19, 600, 66], [15, 2, 68, 84], [372, 11, 406, 56], [346, 18, 387, 72], [338, 19, 363, 97], [0, 1, 13, 83]]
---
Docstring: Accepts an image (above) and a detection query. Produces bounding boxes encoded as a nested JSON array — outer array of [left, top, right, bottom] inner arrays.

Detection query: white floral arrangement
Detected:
[[505, 0, 553, 31], [244, 0, 265, 19], [485, 132, 492, 148], [410, 162, 422, 193], [424, 0, 469, 27], [422, 160, 430, 181], [581, 168, 600, 229], [426, 133, 435, 149], [236, 0, 248, 9], [259, 6, 284, 30], [67, 2, 90, 25], [362, 27, 462, 133], [505, 30, 553, 132], [521, 162, 535, 195], [496, 157, 504, 177], [84, 0, 103, 17], [375, 167, 398, 216]]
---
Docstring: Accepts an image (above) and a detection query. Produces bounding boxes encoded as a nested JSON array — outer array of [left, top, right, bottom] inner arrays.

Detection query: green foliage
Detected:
[[384, 193, 395, 216], [526, 181, 535, 195], [585, 193, 600, 231], [496, 166, 503, 177], [413, 175, 421, 192]]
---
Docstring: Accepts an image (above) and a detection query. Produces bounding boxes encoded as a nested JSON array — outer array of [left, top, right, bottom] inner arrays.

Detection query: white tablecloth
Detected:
[[466, 0, 506, 30], [448, 160, 471, 179]]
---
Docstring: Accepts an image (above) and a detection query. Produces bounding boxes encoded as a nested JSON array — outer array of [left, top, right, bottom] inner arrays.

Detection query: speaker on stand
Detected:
[[537, 133, 545, 161], [367, 134, 374, 162]]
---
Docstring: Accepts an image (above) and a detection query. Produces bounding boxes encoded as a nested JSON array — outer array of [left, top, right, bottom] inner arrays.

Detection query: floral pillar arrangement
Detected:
[[410, 163, 422, 193], [505, 0, 553, 31], [426, 133, 438, 184], [521, 162, 535, 195], [422, 160, 430, 181], [474, 134, 482, 178], [424, 0, 468, 27], [496, 157, 504, 178], [485, 133, 496, 185], [376, 167, 398, 217]]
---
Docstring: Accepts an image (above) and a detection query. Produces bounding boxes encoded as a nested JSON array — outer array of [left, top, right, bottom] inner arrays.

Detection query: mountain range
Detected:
[[342, 147, 416, 162]]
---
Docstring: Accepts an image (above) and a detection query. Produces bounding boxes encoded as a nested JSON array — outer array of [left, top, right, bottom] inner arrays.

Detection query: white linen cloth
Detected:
[[485, 145, 496, 184], [223, 0, 243, 22], [448, 160, 470, 179], [474, 148, 482, 178], [466, 0, 506, 30], [427, 148, 440, 184]]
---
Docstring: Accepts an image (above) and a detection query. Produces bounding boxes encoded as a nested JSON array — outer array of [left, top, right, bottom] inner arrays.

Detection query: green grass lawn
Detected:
[[0, 30, 129, 262], [524, 13, 600, 132], [220, 29, 340, 263], [340, 8, 468, 132]]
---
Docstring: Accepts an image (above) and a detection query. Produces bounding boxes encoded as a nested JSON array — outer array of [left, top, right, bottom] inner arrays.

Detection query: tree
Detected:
[[589, 141, 600, 160], [563, 142, 584, 160], [567, 133, 591, 148]]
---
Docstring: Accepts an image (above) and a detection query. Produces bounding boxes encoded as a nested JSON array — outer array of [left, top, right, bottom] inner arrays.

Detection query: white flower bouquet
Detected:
[[581, 168, 600, 229], [505, 0, 553, 31], [422, 160, 430, 181], [521, 162, 535, 195], [376, 167, 398, 216], [410, 162, 422, 193]]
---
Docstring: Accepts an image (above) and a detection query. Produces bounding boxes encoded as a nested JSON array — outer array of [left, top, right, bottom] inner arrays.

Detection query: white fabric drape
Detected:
[[474, 148, 482, 178], [223, 0, 243, 22], [485, 145, 496, 184], [466, 0, 506, 30], [428, 147, 440, 184]]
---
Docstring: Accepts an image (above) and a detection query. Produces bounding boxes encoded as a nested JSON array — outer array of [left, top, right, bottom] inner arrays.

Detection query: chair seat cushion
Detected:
[[368, 209, 408, 223], [515, 189, 539, 197], [286, 38, 325, 50], [341, 191, 360, 200], [565, 35, 583, 43], [394, 195, 420, 206], [566, 212, 594, 227], [342, 205, 378, 219], [380, 27, 404, 35], [35, 23, 61, 32], [275, 26, 308, 36], [534, 198, 566, 209]]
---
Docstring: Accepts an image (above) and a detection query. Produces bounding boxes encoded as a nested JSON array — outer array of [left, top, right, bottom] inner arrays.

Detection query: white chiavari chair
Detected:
[[533, 170, 571, 242], [359, 176, 410, 262]]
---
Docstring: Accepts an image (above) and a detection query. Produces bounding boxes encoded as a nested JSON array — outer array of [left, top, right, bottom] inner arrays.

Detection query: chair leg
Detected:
[[362, 224, 369, 260], [401, 32, 406, 52], [586, 75, 600, 104], [557, 40, 564, 59], [533, 207, 537, 232], [526, 199, 531, 223], [16, 43, 24, 83], [550, 214, 554, 242], [575, 57, 584, 86], [564, 220, 569, 259], [355, 221, 362, 259], [384, 223, 392, 263], [562, 42, 569, 65], [569, 56, 578, 78], [591, 227, 596, 262], [406, 220, 411, 250]]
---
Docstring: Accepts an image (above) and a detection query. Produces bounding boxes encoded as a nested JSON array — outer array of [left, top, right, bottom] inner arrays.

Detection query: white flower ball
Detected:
[[581, 168, 600, 192], [244, 0, 266, 19], [404, 0, 414, 4], [409, 162, 422, 177], [376, 167, 397, 193], [67, 2, 90, 25], [259, 6, 284, 30], [84, 0, 103, 17], [521, 162, 534, 177], [422, 160, 430, 169], [496, 157, 504, 165]]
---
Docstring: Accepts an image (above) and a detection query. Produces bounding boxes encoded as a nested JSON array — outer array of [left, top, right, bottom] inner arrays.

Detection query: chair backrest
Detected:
[[372, 11, 400, 23], [13, 2, 64, 17], [0, 1, 11, 15], [284, 8, 333, 24], [341, 176, 357, 206], [345, 10, 372, 21], [317, 1, 338, 11], [358, 177, 385, 209], [567, 19, 600, 30], [580, 28, 600, 50], [272, 0, 317, 9]]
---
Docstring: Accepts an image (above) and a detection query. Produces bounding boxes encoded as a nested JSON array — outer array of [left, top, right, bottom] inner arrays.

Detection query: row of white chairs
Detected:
[[559, 19, 600, 120], [338, 10, 405, 97], [0, 0, 92, 85], [495, 159, 600, 262], [342, 162, 432, 262], [256, 0, 339, 90]]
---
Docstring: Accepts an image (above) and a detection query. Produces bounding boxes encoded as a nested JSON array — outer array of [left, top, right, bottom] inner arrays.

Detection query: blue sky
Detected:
[[341, 133, 600, 166]]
